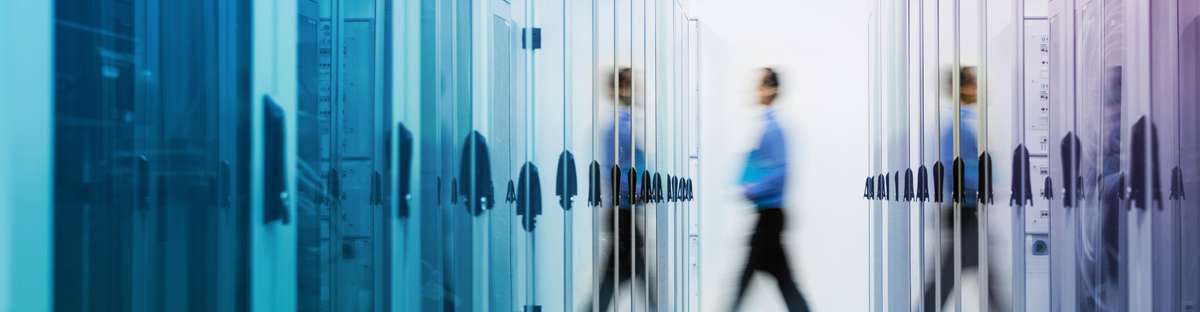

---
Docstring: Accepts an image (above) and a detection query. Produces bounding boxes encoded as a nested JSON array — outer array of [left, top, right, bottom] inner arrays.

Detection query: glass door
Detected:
[[52, 0, 256, 310], [0, 1, 53, 310], [1047, 0, 1080, 309], [1178, 0, 1200, 309], [295, 0, 393, 310]]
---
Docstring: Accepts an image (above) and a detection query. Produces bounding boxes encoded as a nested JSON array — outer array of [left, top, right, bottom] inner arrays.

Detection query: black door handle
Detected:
[[588, 161, 601, 206], [555, 150, 578, 210], [979, 152, 994, 205], [450, 177, 459, 205], [326, 168, 340, 204], [1061, 132, 1080, 208], [952, 157, 964, 204], [916, 165, 929, 202], [688, 179, 695, 201], [657, 171, 667, 204], [1042, 177, 1054, 200], [396, 122, 414, 219], [893, 171, 901, 201], [904, 169, 915, 202], [1011, 145, 1033, 206], [611, 165, 622, 206], [138, 155, 151, 210], [371, 171, 383, 205], [882, 173, 890, 201], [878, 172, 888, 202], [666, 175, 674, 202], [933, 161, 945, 203], [1170, 166, 1185, 200], [461, 131, 495, 215], [640, 171, 651, 204], [262, 96, 289, 224], [864, 176, 875, 200], [516, 162, 542, 232], [506, 179, 517, 204]]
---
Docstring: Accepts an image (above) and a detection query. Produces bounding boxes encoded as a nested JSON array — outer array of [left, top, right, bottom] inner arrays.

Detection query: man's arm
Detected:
[[743, 128, 787, 200]]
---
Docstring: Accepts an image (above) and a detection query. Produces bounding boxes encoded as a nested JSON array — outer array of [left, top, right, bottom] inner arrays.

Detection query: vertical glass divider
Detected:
[[562, 0, 574, 310]]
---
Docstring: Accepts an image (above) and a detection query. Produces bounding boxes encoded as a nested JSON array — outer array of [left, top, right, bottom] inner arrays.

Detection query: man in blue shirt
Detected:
[[730, 68, 810, 312], [921, 66, 1003, 311], [585, 67, 655, 311]]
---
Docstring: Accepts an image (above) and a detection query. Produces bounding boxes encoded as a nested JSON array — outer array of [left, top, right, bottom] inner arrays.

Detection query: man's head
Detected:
[[758, 67, 780, 106], [609, 67, 633, 106], [960, 66, 977, 105]]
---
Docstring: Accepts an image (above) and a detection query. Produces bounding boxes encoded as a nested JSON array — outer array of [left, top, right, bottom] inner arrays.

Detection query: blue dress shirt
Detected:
[[942, 106, 979, 205], [740, 109, 787, 209], [603, 109, 645, 209]]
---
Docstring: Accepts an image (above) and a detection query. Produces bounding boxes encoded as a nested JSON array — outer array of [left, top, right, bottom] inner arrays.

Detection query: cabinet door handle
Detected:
[[138, 155, 151, 210], [555, 150, 578, 210], [627, 167, 638, 205], [882, 173, 890, 201], [396, 123, 414, 219], [371, 171, 382, 205], [1170, 166, 1185, 200], [1061, 132, 1080, 208], [1042, 177, 1054, 200], [864, 176, 875, 200], [262, 96, 289, 224], [952, 157, 964, 204], [904, 168, 915, 202], [588, 161, 601, 206], [916, 165, 929, 202], [933, 161, 945, 203], [611, 165, 622, 206]]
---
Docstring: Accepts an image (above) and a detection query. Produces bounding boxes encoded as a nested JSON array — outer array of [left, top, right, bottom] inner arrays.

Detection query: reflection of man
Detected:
[[584, 67, 654, 312], [1079, 66, 1123, 310], [921, 66, 1000, 311]]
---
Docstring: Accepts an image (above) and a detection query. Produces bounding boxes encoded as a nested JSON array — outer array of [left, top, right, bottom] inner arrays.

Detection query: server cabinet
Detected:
[[51, 0, 258, 311], [296, 0, 393, 310], [1012, 4, 1053, 311], [1046, 0, 1080, 310]]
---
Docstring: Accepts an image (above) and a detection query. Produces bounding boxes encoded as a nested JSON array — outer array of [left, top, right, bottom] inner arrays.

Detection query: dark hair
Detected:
[[762, 67, 780, 91], [609, 67, 632, 92], [960, 66, 977, 88], [610, 67, 633, 106]]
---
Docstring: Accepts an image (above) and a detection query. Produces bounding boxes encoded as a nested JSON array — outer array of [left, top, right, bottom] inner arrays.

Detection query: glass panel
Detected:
[[295, 0, 392, 310], [915, 0, 946, 310], [1147, 0, 1183, 310], [52, 0, 252, 310], [980, 0, 1020, 310], [1047, 0, 1081, 309], [1178, 1, 1200, 310], [955, 0, 984, 309], [867, 8, 885, 312]]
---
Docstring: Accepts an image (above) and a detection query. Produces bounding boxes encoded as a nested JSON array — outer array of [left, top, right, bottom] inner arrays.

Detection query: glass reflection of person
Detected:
[[729, 68, 811, 312], [584, 67, 655, 311], [921, 66, 1003, 311]]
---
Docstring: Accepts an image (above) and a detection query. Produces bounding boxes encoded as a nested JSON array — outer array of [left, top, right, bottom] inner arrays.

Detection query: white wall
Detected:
[[691, 0, 872, 310]]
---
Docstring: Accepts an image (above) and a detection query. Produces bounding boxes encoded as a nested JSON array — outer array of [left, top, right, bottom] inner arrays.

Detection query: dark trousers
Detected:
[[920, 206, 1004, 311], [587, 208, 656, 312], [730, 208, 810, 312]]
